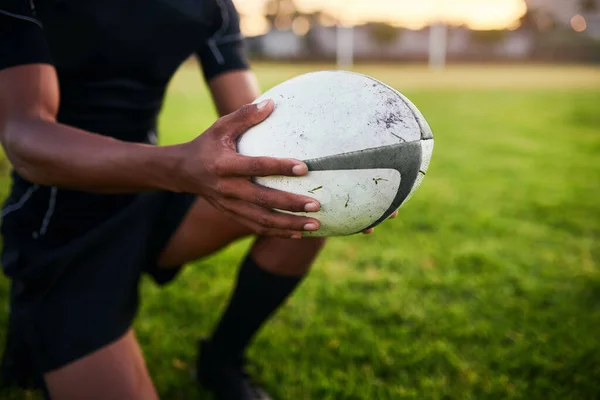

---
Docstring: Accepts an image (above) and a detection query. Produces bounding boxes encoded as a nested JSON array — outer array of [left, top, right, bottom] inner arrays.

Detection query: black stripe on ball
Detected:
[[303, 140, 422, 233]]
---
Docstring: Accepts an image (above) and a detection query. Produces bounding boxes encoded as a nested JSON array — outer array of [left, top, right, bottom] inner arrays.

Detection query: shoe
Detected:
[[196, 339, 273, 400]]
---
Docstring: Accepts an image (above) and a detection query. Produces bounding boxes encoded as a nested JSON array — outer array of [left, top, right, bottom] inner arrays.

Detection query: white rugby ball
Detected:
[[237, 71, 434, 237]]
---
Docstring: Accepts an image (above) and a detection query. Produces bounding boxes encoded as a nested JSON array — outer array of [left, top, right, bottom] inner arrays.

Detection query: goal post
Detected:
[[429, 22, 448, 70], [336, 25, 355, 69]]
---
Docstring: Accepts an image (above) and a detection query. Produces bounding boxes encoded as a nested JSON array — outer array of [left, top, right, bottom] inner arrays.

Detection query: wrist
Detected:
[[146, 143, 187, 193]]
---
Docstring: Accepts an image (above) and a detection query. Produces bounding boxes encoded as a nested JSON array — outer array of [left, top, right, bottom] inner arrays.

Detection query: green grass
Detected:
[[2, 63, 600, 399]]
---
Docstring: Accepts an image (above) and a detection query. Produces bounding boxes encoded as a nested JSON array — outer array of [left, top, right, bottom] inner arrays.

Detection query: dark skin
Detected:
[[0, 64, 321, 239], [0, 64, 395, 237]]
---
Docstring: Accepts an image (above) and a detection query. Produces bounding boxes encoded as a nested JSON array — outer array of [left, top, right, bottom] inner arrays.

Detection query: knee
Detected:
[[252, 236, 327, 276]]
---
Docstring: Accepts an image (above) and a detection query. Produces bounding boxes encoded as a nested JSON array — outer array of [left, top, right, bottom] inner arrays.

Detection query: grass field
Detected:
[[1, 63, 600, 399]]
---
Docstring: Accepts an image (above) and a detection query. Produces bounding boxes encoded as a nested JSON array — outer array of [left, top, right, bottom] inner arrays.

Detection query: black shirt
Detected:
[[0, 0, 249, 246], [0, 0, 248, 142]]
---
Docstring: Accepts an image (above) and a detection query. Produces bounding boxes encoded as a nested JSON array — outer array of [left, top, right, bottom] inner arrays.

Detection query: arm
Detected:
[[0, 2, 320, 238], [0, 64, 179, 193], [0, 65, 320, 237], [208, 70, 261, 116], [0, 1, 179, 192]]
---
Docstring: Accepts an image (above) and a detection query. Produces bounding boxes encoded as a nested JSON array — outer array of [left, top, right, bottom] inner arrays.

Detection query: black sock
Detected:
[[208, 254, 304, 363]]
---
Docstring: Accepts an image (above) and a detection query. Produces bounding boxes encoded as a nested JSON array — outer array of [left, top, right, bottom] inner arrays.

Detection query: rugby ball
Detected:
[[237, 71, 434, 237]]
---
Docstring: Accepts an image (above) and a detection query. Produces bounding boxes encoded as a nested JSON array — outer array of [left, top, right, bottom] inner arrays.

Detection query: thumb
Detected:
[[227, 98, 274, 140]]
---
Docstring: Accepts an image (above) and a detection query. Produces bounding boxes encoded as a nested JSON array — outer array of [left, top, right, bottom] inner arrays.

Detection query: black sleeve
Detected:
[[196, 0, 249, 82], [0, 0, 52, 71]]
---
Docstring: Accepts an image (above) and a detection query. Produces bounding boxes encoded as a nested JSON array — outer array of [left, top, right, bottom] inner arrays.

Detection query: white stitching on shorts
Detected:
[[1, 184, 39, 218], [0, 9, 43, 28], [36, 187, 57, 237]]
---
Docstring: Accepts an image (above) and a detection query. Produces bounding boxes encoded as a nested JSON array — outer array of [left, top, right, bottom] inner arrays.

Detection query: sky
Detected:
[[234, 0, 529, 36]]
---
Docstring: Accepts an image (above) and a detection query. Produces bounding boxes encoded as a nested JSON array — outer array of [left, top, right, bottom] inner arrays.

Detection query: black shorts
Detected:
[[0, 187, 196, 390]]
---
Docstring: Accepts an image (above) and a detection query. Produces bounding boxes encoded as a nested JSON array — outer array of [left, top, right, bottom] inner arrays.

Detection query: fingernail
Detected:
[[304, 202, 320, 212], [292, 163, 308, 176], [304, 223, 319, 231], [256, 99, 270, 109], [291, 234, 302, 239]]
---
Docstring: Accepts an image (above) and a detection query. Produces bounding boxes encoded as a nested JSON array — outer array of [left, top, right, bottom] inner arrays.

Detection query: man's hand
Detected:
[[206, 70, 399, 238], [173, 98, 321, 239]]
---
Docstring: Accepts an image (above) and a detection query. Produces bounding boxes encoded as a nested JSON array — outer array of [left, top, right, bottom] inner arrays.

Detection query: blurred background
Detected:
[[236, 0, 600, 66], [1, 0, 599, 399]]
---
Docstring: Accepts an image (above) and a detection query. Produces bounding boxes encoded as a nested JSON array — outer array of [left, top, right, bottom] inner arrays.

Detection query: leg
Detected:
[[251, 235, 326, 275], [44, 330, 158, 400], [157, 197, 325, 398], [159, 197, 325, 353], [205, 235, 325, 360], [158, 196, 325, 276]]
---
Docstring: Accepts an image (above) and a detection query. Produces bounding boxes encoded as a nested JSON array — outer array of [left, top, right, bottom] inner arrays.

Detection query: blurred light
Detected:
[[536, 13, 554, 31], [265, 1, 278, 16], [318, 12, 337, 27], [278, 0, 296, 15], [571, 14, 587, 32], [286, 0, 527, 30], [240, 14, 270, 37], [232, 0, 263, 15], [233, 0, 528, 32], [274, 14, 293, 31], [507, 19, 521, 31], [292, 16, 311, 36], [403, 21, 428, 30]]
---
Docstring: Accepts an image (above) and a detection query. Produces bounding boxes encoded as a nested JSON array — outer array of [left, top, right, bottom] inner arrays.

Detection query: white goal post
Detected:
[[336, 25, 355, 69], [429, 22, 448, 70]]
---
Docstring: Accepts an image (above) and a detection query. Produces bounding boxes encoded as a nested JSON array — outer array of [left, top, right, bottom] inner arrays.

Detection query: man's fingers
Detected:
[[218, 180, 320, 213], [218, 99, 274, 140], [215, 154, 308, 177], [221, 198, 320, 234], [242, 184, 320, 213], [221, 207, 301, 239]]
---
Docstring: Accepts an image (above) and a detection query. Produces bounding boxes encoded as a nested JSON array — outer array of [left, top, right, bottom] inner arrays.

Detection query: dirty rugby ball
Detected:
[[237, 70, 434, 237]]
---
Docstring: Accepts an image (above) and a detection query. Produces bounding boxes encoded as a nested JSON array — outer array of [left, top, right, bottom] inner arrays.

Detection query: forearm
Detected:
[[208, 70, 261, 116], [2, 117, 182, 193]]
